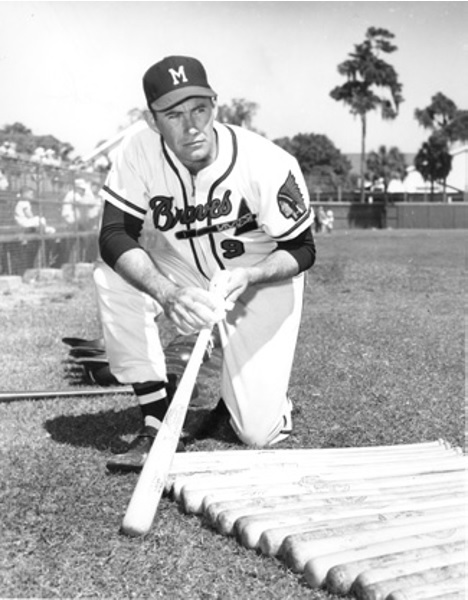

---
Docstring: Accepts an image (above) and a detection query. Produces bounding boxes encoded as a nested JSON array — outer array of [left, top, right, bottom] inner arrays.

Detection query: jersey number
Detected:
[[221, 239, 245, 259]]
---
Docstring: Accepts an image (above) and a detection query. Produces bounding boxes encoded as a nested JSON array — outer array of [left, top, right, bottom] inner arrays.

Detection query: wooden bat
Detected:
[[259, 505, 465, 558], [120, 327, 213, 537], [171, 455, 466, 500], [282, 513, 465, 573], [352, 563, 466, 600], [326, 540, 465, 595], [212, 489, 466, 538], [167, 440, 456, 476], [167, 446, 461, 492], [0, 386, 132, 403], [195, 468, 465, 513], [350, 549, 465, 597], [201, 479, 466, 524], [177, 465, 466, 515], [304, 525, 465, 590], [214, 487, 466, 535], [236, 500, 465, 551], [386, 582, 466, 600], [169, 440, 452, 464]]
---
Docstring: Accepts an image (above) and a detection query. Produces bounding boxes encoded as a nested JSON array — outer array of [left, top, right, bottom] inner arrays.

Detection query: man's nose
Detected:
[[182, 114, 199, 133]]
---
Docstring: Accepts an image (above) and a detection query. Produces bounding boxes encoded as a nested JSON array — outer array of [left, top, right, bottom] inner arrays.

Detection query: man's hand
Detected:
[[163, 285, 231, 335], [210, 268, 250, 305]]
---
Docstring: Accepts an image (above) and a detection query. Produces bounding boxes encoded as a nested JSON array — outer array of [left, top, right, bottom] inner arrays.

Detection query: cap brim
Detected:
[[151, 86, 217, 111]]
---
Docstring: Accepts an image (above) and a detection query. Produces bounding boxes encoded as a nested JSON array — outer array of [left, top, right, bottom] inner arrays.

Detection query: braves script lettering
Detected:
[[150, 190, 233, 232]]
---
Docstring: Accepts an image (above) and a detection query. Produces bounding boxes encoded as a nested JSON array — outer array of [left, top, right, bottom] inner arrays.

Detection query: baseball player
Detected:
[[94, 55, 316, 472]]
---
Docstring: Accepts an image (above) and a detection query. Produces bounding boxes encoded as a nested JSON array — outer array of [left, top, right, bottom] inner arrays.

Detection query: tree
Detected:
[[444, 110, 468, 142], [0, 122, 75, 161], [415, 93, 468, 143], [365, 145, 407, 195], [414, 132, 452, 201], [414, 93, 465, 198], [366, 145, 407, 227], [217, 98, 261, 132], [414, 92, 457, 132], [274, 133, 353, 192], [330, 27, 404, 202]]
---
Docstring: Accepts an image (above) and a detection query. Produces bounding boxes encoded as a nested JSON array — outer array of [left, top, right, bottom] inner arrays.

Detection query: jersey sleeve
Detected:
[[246, 138, 313, 241], [100, 134, 151, 221]]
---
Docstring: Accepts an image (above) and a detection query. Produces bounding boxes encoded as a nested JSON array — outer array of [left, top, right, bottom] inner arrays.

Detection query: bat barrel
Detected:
[[166, 442, 467, 598]]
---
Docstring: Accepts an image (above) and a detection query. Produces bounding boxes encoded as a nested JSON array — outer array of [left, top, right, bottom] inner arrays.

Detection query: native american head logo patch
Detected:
[[277, 171, 306, 221]]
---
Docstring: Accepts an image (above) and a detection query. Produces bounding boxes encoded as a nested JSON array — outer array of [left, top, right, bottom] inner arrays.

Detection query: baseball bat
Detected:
[[196, 469, 465, 515], [386, 585, 466, 600], [352, 563, 466, 600], [258, 497, 465, 558], [350, 550, 465, 597], [326, 540, 465, 595], [172, 456, 462, 502], [167, 441, 454, 473], [282, 513, 465, 573], [167, 445, 461, 487], [201, 480, 466, 525], [214, 490, 466, 538], [0, 386, 132, 403], [176, 465, 466, 514], [199, 473, 466, 518], [236, 500, 465, 551], [120, 326, 213, 537], [304, 525, 465, 590], [81, 120, 145, 163], [171, 454, 466, 497]]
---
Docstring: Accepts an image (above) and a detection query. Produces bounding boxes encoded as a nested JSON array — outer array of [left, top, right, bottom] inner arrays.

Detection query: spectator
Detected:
[[14, 186, 55, 234], [324, 209, 334, 233], [316, 206, 327, 233], [62, 178, 101, 230], [88, 181, 104, 229], [0, 169, 8, 190], [0, 142, 18, 158]]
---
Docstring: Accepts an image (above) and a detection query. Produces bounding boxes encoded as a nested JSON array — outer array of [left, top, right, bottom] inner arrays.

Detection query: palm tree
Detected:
[[330, 27, 404, 202]]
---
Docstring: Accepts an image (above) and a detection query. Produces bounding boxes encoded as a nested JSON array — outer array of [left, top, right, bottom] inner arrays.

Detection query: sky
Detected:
[[0, 1, 467, 159]]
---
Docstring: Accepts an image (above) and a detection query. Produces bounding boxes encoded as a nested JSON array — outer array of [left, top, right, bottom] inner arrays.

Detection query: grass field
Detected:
[[0, 229, 465, 599]]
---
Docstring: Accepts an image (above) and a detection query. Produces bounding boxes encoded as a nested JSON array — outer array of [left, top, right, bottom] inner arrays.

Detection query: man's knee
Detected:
[[235, 426, 270, 448]]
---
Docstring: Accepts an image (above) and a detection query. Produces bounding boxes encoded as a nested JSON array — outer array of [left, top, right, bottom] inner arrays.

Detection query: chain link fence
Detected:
[[0, 156, 106, 276]]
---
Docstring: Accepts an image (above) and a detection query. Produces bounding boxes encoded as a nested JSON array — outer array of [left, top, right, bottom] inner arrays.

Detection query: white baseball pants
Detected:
[[93, 252, 305, 447]]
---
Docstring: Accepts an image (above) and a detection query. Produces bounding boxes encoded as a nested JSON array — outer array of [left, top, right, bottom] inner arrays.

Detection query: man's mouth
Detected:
[[186, 139, 204, 148]]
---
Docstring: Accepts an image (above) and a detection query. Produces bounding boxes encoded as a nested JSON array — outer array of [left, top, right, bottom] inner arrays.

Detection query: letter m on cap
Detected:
[[168, 66, 188, 86]]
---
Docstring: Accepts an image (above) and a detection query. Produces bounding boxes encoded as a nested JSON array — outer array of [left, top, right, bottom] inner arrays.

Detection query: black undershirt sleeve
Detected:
[[99, 201, 144, 268], [275, 225, 316, 273]]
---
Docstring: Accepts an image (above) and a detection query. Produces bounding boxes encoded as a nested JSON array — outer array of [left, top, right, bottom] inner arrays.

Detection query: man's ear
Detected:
[[143, 109, 160, 134], [211, 99, 219, 121]]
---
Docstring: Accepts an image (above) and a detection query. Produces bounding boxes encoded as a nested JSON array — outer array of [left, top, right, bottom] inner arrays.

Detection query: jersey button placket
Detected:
[[191, 175, 211, 279]]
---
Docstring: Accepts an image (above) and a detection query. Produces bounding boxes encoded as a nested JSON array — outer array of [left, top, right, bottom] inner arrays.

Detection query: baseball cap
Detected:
[[143, 56, 217, 111]]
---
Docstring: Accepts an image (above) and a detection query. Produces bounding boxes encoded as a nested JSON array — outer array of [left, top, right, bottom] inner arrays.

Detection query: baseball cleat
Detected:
[[267, 397, 293, 445], [106, 425, 186, 473], [62, 336, 105, 350]]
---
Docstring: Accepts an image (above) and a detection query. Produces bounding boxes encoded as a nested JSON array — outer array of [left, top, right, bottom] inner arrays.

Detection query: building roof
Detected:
[[345, 153, 416, 174]]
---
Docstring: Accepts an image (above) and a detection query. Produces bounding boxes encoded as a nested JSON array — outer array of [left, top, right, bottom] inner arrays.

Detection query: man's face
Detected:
[[152, 97, 217, 173]]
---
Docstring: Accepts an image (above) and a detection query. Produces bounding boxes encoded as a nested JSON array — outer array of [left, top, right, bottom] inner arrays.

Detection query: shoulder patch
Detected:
[[277, 171, 306, 221]]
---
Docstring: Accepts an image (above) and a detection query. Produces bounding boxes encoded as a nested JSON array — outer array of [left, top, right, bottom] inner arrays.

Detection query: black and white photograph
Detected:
[[1, 2, 466, 598]]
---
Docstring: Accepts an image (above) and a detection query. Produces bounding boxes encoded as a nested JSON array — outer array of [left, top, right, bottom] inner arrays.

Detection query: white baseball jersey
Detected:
[[101, 121, 313, 280], [96, 120, 312, 446]]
